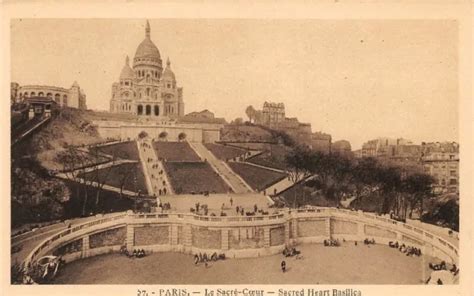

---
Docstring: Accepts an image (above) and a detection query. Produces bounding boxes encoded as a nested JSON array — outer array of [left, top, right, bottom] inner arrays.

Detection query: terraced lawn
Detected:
[[227, 162, 287, 191], [204, 143, 248, 161], [164, 162, 230, 194], [153, 142, 201, 162], [90, 141, 139, 161], [78, 162, 148, 194]]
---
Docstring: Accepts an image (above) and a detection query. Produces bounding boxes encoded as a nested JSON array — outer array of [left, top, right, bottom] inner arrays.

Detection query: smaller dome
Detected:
[[162, 58, 176, 81], [120, 56, 134, 80]]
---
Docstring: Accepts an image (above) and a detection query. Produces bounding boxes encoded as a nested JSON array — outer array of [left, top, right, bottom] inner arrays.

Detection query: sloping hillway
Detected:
[[188, 142, 253, 194], [11, 115, 51, 146], [138, 139, 174, 197]]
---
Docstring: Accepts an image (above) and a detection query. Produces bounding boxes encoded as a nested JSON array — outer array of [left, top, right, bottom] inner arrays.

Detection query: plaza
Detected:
[[52, 243, 434, 285]]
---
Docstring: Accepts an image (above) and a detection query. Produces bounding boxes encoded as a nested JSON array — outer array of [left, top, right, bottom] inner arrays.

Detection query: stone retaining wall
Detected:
[[364, 225, 397, 239], [229, 227, 265, 249], [192, 226, 221, 249], [26, 209, 459, 274], [134, 225, 170, 246], [89, 227, 126, 249], [297, 219, 326, 237]]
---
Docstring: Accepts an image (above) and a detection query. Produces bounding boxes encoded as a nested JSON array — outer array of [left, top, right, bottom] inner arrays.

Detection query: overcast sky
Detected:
[[11, 19, 458, 149]]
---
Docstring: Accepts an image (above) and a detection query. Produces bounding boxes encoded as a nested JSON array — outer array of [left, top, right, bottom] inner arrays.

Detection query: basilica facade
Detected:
[[110, 21, 184, 118]]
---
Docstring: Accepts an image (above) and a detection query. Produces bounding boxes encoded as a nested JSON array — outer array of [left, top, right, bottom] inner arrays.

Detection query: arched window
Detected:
[[154, 105, 159, 116], [146, 105, 151, 115], [63, 95, 68, 107], [30, 92, 36, 96], [46, 93, 52, 99], [146, 88, 150, 97], [54, 93, 60, 103], [38, 92, 44, 97], [137, 105, 143, 115]]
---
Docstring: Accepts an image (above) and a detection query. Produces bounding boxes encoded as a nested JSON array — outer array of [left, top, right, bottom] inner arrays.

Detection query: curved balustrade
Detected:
[[23, 207, 459, 281]]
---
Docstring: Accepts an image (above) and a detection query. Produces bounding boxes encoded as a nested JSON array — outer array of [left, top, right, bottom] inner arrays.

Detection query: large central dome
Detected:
[[134, 37, 161, 60], [133, 20, 162, 69]]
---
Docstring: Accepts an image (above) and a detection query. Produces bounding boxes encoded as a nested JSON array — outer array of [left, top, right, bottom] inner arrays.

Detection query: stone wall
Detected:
[[134, 225, 170, 246], [192, 226, 221, 249], [229, 227, 265, 249], [94, 122, 221, 143], [89, 227, 126, 249], [270, 226, 285, 246], [29, 210, 458, 270], [297, 219, 327, 237], [402, 235, 423, 246], [53, 239, 83, 256], [330, 219, 357, 235], [365, 225, 397, 239], [177, 225, 183, 245]]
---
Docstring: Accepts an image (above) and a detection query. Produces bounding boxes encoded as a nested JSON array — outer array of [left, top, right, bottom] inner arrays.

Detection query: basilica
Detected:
[[110, 21, 184, 118]]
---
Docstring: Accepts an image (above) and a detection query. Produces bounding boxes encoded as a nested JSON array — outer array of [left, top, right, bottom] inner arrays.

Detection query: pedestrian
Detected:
[[236, 206, 239, 214], [230, 197, 233, 206], [254, 204, 258, 213], [281, 260, 286, 272]]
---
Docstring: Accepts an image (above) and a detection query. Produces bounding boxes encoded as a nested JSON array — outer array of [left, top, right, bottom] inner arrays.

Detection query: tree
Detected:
[[178, 132, 187, 141], [233, 117, 243, 125], [245, 105, 256, 123], [159, 131, 168, 140], [138, 131, 148, 139], [404, 173, 434, 219], [55, 145, 92, 216], [88, 147, 118, 210], [285, 146, 313, 207]]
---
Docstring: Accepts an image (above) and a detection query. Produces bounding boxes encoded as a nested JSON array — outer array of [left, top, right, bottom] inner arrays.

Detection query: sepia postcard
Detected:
[[1, 1, 473, 296]]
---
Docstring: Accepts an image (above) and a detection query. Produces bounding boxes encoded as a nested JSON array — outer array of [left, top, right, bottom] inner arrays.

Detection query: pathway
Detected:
[[237, 160, 286, 173], [189, 142, 253, 194], [55, 174, 138, 197], [11, 116, 50, 146], [138, 139, 174, 197], [11, 213, 122, 266], [266, 175, 316, 196]]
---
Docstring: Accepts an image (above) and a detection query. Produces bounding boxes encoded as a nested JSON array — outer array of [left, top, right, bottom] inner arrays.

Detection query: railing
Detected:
[[292, 206, 458, 263], [23, 212, 128, 273], [130, 211, 285, 223], [23, 206, 459, 280]]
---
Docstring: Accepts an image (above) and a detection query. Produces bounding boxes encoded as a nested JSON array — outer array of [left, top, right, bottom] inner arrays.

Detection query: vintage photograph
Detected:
[[10, 18, 460, 286]]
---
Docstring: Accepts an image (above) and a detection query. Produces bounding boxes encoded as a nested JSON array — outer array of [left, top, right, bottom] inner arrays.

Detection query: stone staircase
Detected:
[[137, 139, 174, 196], [136, 141, 156, 196]]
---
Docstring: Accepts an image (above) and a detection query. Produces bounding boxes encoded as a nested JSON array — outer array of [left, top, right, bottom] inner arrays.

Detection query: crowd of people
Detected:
[[282, 246, 302, 258], [363, 238, 376, 245], [323, 239, 341, 247], [388, 241, 421, 257], [193, 252, 226, 267], [120, 246, 146, 258], [429, 260, 458, 274]]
